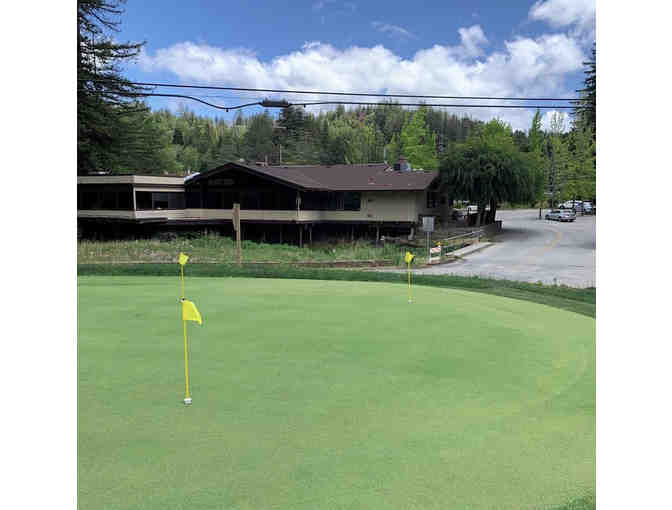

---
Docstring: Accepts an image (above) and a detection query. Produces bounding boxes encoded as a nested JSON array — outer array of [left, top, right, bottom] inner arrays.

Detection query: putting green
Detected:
[[78, 276, 595, 510]]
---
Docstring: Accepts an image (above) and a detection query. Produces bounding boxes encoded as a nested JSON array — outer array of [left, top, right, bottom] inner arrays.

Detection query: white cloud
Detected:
[[371, 21, 414, 39], [529, 0, 595, 42], [137, 27, 585, 131], [458, 25, 488, 57]]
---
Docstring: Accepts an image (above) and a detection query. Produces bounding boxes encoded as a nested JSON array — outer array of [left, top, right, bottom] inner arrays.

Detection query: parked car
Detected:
[[545, 209, 576, 222], [466, 205, 478, 214], [582, 202, 593, 213], [560, 200, 584, 211]]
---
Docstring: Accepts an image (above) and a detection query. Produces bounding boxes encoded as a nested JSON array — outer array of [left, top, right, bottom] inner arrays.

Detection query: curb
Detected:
[[451, 242, 494, 258]]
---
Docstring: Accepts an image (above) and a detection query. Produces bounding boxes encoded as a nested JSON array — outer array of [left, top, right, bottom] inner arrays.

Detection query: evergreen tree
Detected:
[[546, 113, 571, 207], [574, 44, 596, 135], [243, 112, 275, 163], [78, 0, 151, 174], [567, 121, 596, 203], [528, 110, 544, 153], [399, 108, 439, 170]]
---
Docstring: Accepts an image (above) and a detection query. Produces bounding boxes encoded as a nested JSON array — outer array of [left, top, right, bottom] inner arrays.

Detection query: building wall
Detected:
[[77, 175, 184, 187], [414, 190, 443, 220], [77, 194, 426, 223], [360, 191, 419, 222], [77, 176, 433, 224]]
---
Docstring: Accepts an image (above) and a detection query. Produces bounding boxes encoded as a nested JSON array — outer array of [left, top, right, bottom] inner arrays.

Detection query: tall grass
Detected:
[[77, 233, 407, 265]]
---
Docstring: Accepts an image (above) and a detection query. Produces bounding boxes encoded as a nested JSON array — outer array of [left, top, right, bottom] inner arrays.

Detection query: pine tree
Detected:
[[546, 113, 570, 207], [243, 112, 275, 163], [399, 108, 439, 170], [78, 0, 152, 174], [574, 44, 596, 135]]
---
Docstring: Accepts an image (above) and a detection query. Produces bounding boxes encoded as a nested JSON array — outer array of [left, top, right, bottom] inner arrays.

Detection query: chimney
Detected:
[[398, 155, 411, 172]]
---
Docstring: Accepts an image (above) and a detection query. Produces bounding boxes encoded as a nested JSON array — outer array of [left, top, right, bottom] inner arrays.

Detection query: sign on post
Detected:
[[422, 217, 435, 261], [422, 216, 435, 232], [429, 245, 441, 264]]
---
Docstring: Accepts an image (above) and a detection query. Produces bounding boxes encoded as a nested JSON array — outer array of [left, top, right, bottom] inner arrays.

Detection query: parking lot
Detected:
[[405, 209, 596, 288]]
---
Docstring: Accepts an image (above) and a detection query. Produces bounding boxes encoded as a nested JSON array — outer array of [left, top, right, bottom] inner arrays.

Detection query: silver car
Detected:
[[545, 209, 576, 222]]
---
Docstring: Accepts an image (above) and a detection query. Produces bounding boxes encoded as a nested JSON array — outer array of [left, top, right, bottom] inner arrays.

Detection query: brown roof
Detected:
[[191, 162, 438, 191]]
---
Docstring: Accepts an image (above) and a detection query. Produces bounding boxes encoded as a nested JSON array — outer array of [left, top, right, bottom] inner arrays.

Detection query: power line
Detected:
[[295, 100, 574, 109], [80, 90, 259, 111], [79, 78, 576, 102], [81, 89, 574, 111]]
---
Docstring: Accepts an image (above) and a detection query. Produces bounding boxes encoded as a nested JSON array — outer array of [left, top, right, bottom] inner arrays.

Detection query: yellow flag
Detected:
[[404, 252, 415, 264], [182, 299, 202, 324], [178, 252, 189, 266]]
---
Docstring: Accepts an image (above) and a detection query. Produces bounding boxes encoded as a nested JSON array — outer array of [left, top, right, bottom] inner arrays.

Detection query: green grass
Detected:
[[78, 276, 595, 509], [78, 263, 596, 318]]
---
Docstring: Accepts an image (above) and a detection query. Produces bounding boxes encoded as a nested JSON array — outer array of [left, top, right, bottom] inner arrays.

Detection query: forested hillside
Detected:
[[87, 103, 483, 176]]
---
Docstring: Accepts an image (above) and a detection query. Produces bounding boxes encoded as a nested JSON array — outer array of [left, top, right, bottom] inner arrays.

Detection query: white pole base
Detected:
[[183, 397, 192, 405]]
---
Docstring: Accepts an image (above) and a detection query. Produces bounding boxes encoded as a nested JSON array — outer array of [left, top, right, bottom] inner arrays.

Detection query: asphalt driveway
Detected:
[[403, 209, 596, 288]]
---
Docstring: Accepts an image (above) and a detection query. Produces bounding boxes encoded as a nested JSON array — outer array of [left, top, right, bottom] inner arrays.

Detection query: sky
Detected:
[[111, 0, 596, 132]]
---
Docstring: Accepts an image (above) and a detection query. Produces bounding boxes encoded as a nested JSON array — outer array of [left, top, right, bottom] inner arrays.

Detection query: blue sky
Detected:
[[112, 0, 595, 131]]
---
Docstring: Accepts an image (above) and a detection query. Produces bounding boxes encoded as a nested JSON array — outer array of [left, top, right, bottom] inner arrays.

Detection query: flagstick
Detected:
[[183, 318, 192, 405], [408, 261, 412, 303], [180, 265, 185, 300], [179, 257, 191, 405]]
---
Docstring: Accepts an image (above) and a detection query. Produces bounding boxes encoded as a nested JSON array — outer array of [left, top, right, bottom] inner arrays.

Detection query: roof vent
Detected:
[[398, 156, 411, 172]]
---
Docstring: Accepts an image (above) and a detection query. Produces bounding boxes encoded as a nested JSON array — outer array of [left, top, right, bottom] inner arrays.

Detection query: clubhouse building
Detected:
[[77, 159, 450, 244]]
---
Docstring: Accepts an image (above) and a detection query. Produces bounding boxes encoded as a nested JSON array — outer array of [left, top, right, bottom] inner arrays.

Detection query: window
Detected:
[[343, 192, 361, 211], [135, 192, 152, 210], [135, 191, 184, 210], [301, 191, 361, 211], [117, 191, 132, 210], [205, 191, 222, 209], [101, 191, 117, 209], [241, 192, 260, 209], [259, 191, 276, 209], [81, 191, 101, 210], [426, 191, 439, 209], [77, 186, 134, 210], [186, 191, 201, 208]]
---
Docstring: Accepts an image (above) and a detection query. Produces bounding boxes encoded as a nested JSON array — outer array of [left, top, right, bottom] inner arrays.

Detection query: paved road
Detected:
[[406, 210, 596, 288]]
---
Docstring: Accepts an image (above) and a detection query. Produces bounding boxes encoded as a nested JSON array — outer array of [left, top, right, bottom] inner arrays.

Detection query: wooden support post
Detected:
[[375, 225, 380, 246], [233, 203, 242, 265], [350, 225, 354, 242], [309, 225, 313, 246], [299, 225, 303, 248], [279, 224, 283, 244]]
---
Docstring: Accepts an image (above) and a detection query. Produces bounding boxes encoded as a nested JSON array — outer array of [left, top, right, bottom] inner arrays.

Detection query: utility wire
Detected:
[[79, 78, 575, 102], [80, 89, 259, 111], [81, 89, 574, 111], [294, 100, 574, 109]]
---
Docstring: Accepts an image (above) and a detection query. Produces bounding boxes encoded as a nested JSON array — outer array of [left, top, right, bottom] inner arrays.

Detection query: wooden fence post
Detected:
[[233, 203, 241, 265]]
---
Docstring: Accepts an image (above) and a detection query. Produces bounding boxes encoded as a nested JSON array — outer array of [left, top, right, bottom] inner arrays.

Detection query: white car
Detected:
[[545, 209, 576, 222], [560, 200, 584, 211]]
